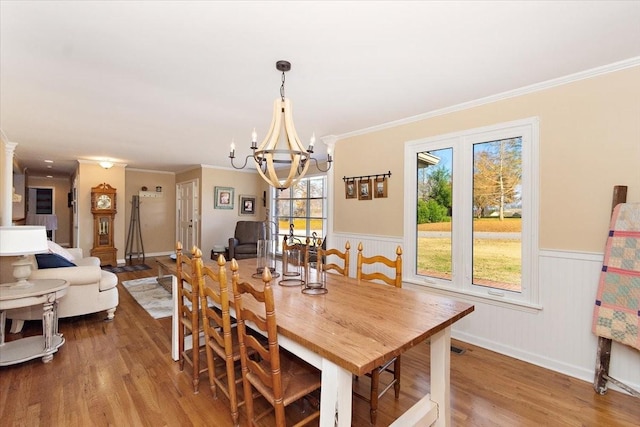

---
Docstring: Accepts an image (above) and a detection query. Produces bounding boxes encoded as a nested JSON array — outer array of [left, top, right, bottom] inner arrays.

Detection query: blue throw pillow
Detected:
[[35, 253, 77, 269]]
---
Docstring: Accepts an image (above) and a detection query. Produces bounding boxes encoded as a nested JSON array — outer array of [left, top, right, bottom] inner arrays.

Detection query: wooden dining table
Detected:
[[156, 256, 474, 427]]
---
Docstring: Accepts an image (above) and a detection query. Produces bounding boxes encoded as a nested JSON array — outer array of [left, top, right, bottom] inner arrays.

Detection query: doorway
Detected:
[[176, 179, 199, 251], [27, 186, 56, 240]]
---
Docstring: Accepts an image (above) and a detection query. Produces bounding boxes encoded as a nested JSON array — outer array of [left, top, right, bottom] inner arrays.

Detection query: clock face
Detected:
[[97, 194, 112, 210]]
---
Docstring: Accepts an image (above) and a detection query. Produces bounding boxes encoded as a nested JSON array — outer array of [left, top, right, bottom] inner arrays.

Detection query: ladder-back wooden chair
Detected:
[[317, 240, 351, 276], [231, 259, 321, 427], [355, 242, 403, 424], [175, 242, 207, 393], [194, 250, 245, 426]]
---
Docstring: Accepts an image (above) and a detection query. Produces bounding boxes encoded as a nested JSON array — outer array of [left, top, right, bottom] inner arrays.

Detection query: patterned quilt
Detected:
[[592, 203, 640, 351]]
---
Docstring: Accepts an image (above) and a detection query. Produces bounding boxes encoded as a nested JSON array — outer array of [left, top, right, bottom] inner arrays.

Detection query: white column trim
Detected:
[[2, 140, 18, 226]]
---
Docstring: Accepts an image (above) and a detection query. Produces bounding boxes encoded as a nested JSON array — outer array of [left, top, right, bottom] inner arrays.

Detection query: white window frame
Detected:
[[271, 174, 328, 253], [403, 117, 540, 310]]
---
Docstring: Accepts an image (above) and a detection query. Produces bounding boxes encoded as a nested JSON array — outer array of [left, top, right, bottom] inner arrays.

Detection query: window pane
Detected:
[[292, 181, 306, 198], [272, 176, 327, 254], [416, 148, 453, 281], [309, 177, 324, 198], [276, 200, 290, 217], [472, 138, 522, 292], [309, 219, 323, 238], [278, 187, 291, 198], [293, 219, 309, 237], [309, 199, 323, 217], [292, 199, 307, 217], [278, 219, 291, 231]]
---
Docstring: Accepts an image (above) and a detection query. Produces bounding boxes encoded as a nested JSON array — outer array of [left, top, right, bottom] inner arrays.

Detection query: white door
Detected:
[[176, 179, 198, 251]]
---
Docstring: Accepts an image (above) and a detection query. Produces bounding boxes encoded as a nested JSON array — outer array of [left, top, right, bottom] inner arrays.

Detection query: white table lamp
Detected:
[[0, 226, 49, 288]]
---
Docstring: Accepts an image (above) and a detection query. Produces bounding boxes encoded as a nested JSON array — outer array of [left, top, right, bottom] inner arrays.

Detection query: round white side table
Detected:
[[0, 279, 69, 365]]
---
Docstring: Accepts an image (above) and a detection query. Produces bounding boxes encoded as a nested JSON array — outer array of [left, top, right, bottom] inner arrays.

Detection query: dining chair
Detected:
[[317, 240, 351, 276], [175, 241, 207, 393], [231, 259, 322, 427], [355, 242, 403, 424], [194, 250, 244, 426]]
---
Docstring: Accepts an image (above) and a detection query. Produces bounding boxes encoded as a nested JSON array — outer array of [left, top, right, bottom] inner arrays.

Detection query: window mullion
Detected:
[[458, 137, 474, 291]]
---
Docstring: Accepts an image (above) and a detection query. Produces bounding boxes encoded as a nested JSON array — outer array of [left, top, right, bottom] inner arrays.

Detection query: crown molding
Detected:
[[125, 167, 175, 175], [199, 164, 257, 174]]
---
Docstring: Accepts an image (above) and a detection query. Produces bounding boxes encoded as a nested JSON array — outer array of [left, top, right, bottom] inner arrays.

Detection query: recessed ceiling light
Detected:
[[44, 160, 53, 163], [46, 175, 53, 178]]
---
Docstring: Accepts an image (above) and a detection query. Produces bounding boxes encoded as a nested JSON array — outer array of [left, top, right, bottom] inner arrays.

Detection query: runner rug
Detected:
[[122, 277, 173, 319], [592, 203, 640, 351], [103, 264, 151, 274]]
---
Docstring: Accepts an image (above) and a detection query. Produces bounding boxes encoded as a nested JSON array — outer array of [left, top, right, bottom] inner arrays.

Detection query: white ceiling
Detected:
[[2, 1, 640, 177]]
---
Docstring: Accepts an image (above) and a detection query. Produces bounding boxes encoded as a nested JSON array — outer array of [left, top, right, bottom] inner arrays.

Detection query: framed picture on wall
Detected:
[[214, 186, 234, 209], [374, 177, 388, 198], [358, 179, 372, 200], [239, 195, 256, 215], [345, 180, 357, 199]]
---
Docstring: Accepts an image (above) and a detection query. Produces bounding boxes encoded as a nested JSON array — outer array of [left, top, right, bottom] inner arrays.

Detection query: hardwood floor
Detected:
[[1, 260, 638, 426]]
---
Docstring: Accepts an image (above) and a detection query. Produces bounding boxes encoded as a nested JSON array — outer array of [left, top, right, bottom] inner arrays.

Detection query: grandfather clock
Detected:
[[90, 183, 117, 266]]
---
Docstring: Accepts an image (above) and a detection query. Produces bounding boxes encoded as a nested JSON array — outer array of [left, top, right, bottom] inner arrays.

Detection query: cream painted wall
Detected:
[[124, 169, 176, 256], [28, 176, 72, 246], [334, 66, 640, 253], [175, 167, 201, 185], [199, 167, 267, 257], [76, 161, 126, 261]]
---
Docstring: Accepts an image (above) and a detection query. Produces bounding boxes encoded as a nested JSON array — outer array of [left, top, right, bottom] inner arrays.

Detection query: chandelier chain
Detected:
[[280, 71, 286, 101]]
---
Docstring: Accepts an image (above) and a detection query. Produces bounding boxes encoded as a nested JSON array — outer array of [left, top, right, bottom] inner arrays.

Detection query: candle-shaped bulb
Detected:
[[310, 133, 316, 147], [251, 128, 257, 143], [327, 148, 332, 161], [230, 141, 236, 157]]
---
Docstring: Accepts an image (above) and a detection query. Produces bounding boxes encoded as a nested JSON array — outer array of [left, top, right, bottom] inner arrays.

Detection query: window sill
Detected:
[[403, 279, 543, 313]]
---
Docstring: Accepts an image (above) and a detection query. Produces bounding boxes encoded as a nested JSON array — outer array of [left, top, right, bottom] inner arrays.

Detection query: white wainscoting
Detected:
[[331, 233, 640, 395], [330, 232, 404, 280]]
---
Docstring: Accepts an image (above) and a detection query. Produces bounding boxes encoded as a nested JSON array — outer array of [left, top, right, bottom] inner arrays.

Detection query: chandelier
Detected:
[[229, 60, 332, 190]]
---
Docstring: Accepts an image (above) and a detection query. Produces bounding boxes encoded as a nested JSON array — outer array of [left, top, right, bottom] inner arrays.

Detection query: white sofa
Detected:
[[8, 248, 119, 332]]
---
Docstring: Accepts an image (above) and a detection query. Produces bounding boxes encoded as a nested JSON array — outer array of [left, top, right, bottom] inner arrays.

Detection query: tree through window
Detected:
[[472, 138, 522, 291]]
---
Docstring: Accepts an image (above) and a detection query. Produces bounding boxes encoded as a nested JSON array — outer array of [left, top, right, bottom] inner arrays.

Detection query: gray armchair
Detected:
[[228, 221, 266, 260]]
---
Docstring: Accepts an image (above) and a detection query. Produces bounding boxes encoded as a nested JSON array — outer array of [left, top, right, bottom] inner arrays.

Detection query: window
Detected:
[[272, 175, 327, 253], [405, 118, 539, 308]]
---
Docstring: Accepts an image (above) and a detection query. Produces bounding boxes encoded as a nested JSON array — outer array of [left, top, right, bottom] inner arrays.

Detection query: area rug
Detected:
[[122, 277, 173, 319], [103, 264, 151, 274], [592, 203, 640, 351]]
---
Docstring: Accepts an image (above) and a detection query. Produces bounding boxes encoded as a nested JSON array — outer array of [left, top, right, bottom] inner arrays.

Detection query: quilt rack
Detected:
[[593, 185, 639, 398]]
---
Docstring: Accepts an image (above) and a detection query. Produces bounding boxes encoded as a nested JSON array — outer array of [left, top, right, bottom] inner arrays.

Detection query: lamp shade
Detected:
[[0, 226, 49, 256]]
